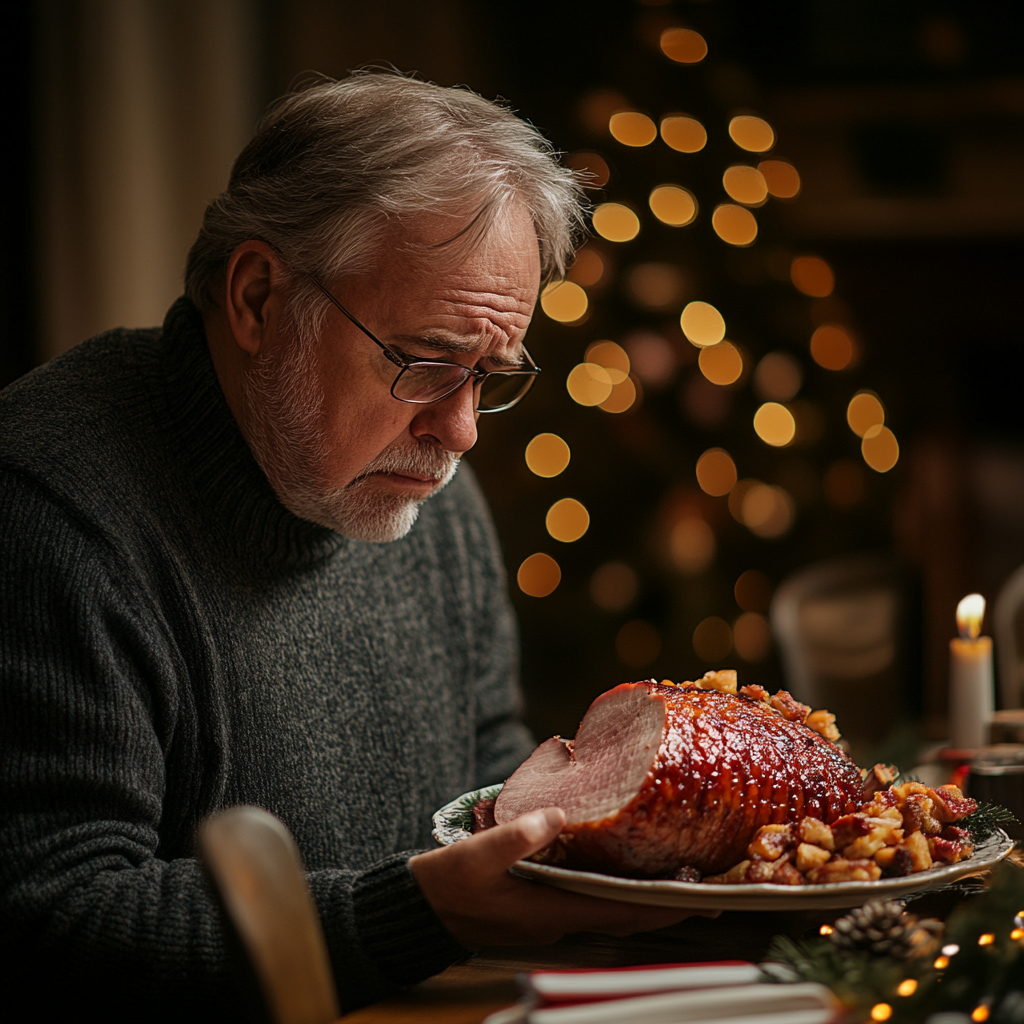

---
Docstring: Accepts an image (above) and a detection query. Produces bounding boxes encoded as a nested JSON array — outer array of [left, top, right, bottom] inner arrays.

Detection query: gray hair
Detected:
[[185, 71, 586, 338]]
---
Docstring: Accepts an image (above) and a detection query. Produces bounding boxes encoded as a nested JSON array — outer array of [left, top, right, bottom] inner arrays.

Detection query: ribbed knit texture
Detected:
[[0, 297, 534, 1021]]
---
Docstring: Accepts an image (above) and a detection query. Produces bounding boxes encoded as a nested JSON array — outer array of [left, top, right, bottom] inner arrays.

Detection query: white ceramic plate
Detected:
[[432, 785, 1015, 911]]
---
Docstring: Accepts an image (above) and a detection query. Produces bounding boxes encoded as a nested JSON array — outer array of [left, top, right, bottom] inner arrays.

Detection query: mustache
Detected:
[[350, 443, 460, 485]]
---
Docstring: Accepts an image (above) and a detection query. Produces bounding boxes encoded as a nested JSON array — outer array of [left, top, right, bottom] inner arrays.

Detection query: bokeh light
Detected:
[[518, 553, 560, 597], [758, 159, 801, 198], [599, 375, 638, 414], [722, 165, 768, 206], [712, 204, 758, 245], [790, 255, 835, 297], [680, 300, 726, 347], [626, 263, 687, 310], [591, 561, 639, 612], [823, 458, 865, 508], [649, 185, 698, 226], [847, 391, 885, 437], [862, 425, 900, 473], [567, 362, 613, 406], [698, 341, 743, 386], [696, 448, 738, 496], [660, 115, 707, 153], [660, 27, 708, 64], [567, 248, 606, 288], [728, 115, 775, 153], [540, 280, 588, 323], [742, 484, 796, 537], [609, 111, 657, 147], [592, 203, 641, 242], [578, 89, 629, 137], [617, 619, 662, 667], [810, 324, 856, 370], [734, 612, 772, 662], [565, 151, 611, 189], [546, 498, 590, 542], [735, 569, 773, 612], [585, 340, 630, 382], [626, 331, 677, 388], [753, 351, 802, 401], [670, 517, 716, 574], [753, 402, 796, 446], [524, 433, 570, 478], [693, 616, 733, 662]]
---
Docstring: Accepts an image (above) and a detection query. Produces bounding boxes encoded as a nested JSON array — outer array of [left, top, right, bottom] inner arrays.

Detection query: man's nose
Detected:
[[409, 380, 479, 454]]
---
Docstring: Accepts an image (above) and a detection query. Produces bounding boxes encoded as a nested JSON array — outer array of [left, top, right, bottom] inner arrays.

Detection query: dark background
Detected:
[[4, 0, 1023, 757]]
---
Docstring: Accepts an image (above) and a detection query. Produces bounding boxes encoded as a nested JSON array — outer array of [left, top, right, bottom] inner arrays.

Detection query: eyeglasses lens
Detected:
[[478, 373, 534, 411]]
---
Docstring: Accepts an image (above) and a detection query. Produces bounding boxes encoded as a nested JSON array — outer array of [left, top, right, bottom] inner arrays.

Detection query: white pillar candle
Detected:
[[949, 593, 995, 751]]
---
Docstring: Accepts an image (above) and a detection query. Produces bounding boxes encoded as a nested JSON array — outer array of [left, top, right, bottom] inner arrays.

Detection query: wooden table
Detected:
[[343, 908, 833, 1023]]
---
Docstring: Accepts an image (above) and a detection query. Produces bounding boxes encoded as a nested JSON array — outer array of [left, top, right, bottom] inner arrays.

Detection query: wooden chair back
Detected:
[[198, 806, 341, 1024]]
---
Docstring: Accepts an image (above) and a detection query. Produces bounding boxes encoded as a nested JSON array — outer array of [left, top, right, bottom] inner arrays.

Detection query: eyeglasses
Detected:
[[308, 277, 541, 413]]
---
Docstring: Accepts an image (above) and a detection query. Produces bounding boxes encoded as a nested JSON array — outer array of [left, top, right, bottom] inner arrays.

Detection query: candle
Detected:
[[949, 593, 994, 751]]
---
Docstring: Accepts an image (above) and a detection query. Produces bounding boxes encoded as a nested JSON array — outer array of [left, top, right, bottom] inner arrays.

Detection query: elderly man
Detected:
[[0, 74, 691, 1020]]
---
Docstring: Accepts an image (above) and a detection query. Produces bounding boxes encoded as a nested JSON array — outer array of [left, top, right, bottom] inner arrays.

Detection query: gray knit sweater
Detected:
[[0, 297, 534, 1020]]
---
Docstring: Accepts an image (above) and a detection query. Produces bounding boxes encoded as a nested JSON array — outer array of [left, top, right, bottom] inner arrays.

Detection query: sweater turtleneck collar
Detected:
[[158, 296, 347, 568]]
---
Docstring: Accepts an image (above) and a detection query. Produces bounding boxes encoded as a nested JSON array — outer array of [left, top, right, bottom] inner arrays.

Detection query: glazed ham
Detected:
[[493, 676, 863, 877]]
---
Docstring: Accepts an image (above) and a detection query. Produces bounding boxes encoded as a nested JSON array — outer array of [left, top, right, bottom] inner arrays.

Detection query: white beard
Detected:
[[239, 330, 459, 543]]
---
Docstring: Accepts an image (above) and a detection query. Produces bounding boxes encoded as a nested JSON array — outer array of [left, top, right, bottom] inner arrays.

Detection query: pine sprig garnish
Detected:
[[959, 801, 1019, 842]]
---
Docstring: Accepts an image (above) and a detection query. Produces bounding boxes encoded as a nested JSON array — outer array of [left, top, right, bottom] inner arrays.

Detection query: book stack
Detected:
[[483, 961, 837, 1024]]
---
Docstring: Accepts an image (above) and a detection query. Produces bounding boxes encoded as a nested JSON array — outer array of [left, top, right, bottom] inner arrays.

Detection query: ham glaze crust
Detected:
[[493, 679, 863, 878]]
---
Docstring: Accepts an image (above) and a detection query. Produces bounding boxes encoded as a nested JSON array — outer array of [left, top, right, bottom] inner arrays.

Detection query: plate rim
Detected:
[[432, 785, 1015, 908]]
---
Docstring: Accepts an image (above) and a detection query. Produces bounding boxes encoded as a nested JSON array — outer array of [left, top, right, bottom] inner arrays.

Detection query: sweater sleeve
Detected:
[[0, 473, 466, 1020]]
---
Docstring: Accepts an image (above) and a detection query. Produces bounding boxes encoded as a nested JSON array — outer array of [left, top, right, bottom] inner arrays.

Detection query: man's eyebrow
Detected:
[[391, 333, 526, 368]]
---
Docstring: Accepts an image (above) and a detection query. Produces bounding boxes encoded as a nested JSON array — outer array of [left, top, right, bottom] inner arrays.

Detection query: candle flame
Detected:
[[956, 593, 986, 640]]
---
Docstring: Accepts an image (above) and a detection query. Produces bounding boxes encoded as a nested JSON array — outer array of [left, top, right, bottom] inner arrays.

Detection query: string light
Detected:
[[680, 301, 725, 347], [712, 203, 758, 245], [660, 27, 708, 63], [546, 498, 590, 542], [649, 185, 698, 226], [567, 363, 613, 406], [978, 933, 995, 946], [862, 425, 899, 473], [896, 979, 917, 997], [670, 517, 716, 574], [722, 165, 768, 206], [972, 1006, 990, 1022], [695, 448, 737, 496], [790, 255, 835, 297], [540, 281, 588, 323], [585, 340, 630, 383], [592, 203, 641, 242], [758, 159, 801, 198], [728, 115, 775, 152], [517, 553, 561, 597], [698, 341, 743, 386], [933, 955, 950, 970], [609, 111, 657, 147], [525, 433, 570, 478], [941, 944, 960, 956], [753, 402, 796, 447], [847, 391, 885, 437], [819, 924, 834, 936], [870, 1004, 892, 1022], [733, 612, 771, 662], [660, 115, 707, 153]]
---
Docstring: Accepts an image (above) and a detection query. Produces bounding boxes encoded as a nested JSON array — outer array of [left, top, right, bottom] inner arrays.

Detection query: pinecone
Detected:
[[829, 900, 943, 960]]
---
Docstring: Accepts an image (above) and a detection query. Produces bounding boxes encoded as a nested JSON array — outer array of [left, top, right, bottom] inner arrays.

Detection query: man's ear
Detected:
[[223, 240, 288, 356]]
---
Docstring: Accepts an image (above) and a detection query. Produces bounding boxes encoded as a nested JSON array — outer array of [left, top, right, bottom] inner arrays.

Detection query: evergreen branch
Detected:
[[959, 801, 1019, 842]]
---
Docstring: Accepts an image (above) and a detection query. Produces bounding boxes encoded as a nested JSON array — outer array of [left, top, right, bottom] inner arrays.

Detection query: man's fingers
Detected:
[[460, 807, 565, 872]]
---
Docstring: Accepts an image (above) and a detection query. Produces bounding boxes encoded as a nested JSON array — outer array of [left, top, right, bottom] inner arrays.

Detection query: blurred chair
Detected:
[[198, 806, 341, 1024], [994, 564, 1024, 709], [770, 553, 920, 750]]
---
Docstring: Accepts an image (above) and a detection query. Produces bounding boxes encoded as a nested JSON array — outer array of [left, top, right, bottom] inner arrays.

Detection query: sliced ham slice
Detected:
[[494, 680, 862, 877]]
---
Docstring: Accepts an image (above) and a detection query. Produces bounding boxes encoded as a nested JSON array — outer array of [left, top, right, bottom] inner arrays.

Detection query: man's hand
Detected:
[[408, 807, 709, 950]]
